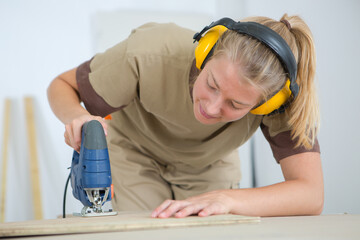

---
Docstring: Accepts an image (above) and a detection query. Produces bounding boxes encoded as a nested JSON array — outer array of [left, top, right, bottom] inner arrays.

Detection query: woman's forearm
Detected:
[[47, 71, 89, 124], [229, 179, 323, 217], [228, 152, 324, 217]]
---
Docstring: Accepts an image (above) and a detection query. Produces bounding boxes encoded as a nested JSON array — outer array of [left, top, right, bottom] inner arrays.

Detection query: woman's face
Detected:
[[192, 56, 262, 125]]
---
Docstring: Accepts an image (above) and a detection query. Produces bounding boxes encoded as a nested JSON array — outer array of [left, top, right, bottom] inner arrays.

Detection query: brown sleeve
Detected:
[[76, 59, 125, 117], [260, 123, 320, 163]]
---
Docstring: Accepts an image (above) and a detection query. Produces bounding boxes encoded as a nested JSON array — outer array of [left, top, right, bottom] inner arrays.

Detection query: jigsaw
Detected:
[[70, 120, 117, 217]]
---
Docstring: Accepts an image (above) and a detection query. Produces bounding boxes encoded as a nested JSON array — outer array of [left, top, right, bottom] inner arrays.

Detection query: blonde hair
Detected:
[[212, 14, 320, 149]]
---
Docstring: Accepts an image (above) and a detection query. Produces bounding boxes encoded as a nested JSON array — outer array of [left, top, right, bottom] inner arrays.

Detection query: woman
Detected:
[[47, 13, 323, 218]]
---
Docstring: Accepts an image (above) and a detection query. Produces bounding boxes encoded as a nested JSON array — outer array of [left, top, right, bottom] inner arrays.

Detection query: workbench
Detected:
[[1, 213, 359, 239]]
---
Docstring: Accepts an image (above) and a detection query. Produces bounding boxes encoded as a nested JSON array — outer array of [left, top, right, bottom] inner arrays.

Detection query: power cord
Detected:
[[62, 172, 71, 218]]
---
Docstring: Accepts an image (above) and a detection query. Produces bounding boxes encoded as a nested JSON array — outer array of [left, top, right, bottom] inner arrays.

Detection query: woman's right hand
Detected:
[[64, 114, 108, 152]]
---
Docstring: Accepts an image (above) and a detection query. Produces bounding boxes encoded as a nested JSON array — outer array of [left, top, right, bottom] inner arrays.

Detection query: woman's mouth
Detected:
[[199, 104, 216, 119]]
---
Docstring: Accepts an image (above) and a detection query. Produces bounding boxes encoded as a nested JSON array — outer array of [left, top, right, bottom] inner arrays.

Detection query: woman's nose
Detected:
[[206, 96, 222, 116]]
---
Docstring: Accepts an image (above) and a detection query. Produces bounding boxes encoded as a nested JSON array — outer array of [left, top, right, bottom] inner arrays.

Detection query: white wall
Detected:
[[0, 0, 359, 222]]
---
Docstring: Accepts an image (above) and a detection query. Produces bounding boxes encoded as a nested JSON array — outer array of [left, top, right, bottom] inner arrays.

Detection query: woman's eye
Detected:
[[207, 81, 216, 90], [230, 102, 242, 110]]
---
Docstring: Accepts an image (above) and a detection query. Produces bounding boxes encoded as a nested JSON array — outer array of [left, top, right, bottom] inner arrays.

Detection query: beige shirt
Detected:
[[76, 22, 319, 167]]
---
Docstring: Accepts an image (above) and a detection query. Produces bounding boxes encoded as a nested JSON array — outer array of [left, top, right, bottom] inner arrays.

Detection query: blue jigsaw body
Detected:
[[70, 120, 113, 208]]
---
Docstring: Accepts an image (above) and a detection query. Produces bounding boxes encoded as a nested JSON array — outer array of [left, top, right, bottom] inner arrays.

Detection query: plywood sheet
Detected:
[[0, 211, 260, 237]]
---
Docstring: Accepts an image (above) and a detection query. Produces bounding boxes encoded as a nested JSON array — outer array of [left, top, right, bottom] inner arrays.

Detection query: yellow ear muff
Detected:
[[194, 25, 228, 70], [250, 79, 292, 115]]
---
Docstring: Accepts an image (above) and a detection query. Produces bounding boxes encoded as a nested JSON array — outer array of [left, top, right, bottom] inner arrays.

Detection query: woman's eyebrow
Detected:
[[209, 71, 221, 89]]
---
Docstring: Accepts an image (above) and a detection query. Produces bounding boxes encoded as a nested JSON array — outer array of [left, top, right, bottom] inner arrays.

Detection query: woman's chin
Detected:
[[194, 112, 219, 125]]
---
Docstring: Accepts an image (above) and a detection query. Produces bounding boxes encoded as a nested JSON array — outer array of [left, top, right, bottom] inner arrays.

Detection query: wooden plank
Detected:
[[0, 99, 11, 223], [24, 97, 43, 220], [0, 212, 260, 237]]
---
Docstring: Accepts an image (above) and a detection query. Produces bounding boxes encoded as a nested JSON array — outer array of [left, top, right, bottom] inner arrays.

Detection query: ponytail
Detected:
[[281, 14, 320, 149]]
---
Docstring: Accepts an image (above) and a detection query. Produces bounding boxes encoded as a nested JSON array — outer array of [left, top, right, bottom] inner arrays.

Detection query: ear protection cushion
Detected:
[[250, 79, 291, 115], [194, 25, 228, 70]]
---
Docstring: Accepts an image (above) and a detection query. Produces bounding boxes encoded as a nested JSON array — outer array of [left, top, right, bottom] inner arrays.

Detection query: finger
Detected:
[[67, 123, 81, 152], [72, 119, 85, 150], [64, 131, 71, 147], [158, 200, 190, 219], [198, 203, 227, 217], [174, 204, 205, 218], [198, 209, 210, 217], [96, 116, 108, 136], [65, 124, 76, 149], [102, 122, 108, 136], [151, 199, 174, 218]]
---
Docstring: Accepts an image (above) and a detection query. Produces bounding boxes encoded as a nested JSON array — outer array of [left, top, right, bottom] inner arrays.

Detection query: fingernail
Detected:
[[199, 211, 208, 217]]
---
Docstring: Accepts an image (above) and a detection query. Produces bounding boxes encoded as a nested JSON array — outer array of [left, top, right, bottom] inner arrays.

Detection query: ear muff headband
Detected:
[[193, 17, 299, 115]]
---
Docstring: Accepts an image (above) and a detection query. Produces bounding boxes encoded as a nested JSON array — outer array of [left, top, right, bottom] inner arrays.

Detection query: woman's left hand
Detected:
[[151, 190, 234, 218]]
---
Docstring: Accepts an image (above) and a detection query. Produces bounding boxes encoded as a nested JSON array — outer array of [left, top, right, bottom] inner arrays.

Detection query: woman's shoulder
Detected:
[[130, 22, 195, 39], [126, 22, 196, 57]]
